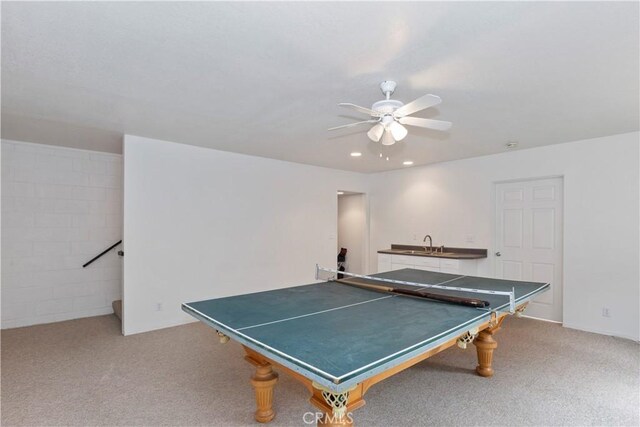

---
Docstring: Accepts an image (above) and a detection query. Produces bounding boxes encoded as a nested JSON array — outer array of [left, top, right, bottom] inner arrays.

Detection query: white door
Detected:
[[495, 177, 563, 322]]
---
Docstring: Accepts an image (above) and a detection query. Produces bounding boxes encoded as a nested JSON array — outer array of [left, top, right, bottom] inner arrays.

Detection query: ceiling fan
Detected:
[[329, 81, 452, 145]]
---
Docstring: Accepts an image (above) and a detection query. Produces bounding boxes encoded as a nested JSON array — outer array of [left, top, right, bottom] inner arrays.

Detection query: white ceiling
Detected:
[[2, 2, 638, 173]]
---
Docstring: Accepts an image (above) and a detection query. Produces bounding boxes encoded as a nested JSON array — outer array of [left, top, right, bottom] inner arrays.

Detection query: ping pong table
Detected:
[[183, 267, 549, 425]]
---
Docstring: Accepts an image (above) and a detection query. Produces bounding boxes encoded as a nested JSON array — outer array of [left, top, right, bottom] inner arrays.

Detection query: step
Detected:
[[112, 299, 122, 321]]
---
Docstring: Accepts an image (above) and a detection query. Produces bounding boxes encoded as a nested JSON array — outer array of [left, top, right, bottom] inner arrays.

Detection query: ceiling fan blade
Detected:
[[381, 130, 396, 146], [328, 119, 379, 131], [367, 123, 384, 142], [393, 94, 442, 117], [388, 121, 408, 141], [339, 103, 383, 117], [398, 116, 452, 131]]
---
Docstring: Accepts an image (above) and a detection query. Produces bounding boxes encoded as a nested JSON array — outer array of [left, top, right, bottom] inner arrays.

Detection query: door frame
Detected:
[[491, 175, 565, 323], [336, 191, 370, 275]]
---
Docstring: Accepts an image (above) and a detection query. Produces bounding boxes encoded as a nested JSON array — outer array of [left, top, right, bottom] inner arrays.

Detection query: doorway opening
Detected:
[[337, 191, 368, 275]]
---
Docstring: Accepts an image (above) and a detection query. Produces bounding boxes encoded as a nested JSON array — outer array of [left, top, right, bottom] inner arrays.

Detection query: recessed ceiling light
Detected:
[[337, 191, 344, 195], [505, 141, 518, 149], [350, 152, 362, 157], [403, 161, 414, 166]]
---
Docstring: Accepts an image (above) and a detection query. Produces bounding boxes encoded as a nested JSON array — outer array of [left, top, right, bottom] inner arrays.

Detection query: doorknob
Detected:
[[495, 251, 501, 257]]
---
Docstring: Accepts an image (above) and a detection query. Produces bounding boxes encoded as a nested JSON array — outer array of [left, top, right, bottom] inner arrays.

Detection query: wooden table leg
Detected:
[[473, 315, 505, 377], [248, 359, 279, 422], [474, 330, 497, 377]]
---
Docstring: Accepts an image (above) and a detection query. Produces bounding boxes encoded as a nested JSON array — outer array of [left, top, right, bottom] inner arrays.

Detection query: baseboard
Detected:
[[122, 316, 197, 336], [1, 307, 115, 330], [520, 314, 562, 324], [562, 322, 639, 342], [518, 316, 638, 342]]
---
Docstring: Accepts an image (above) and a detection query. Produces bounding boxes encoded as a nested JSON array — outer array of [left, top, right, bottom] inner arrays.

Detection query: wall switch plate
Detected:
[[156, 303, 163, 312]]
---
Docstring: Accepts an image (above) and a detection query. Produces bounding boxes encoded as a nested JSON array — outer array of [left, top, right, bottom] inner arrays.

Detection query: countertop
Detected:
[[378, 244, 488, 260]]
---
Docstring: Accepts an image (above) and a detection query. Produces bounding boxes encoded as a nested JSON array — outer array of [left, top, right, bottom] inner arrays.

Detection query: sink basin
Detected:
[[395, 250, 459, 256]]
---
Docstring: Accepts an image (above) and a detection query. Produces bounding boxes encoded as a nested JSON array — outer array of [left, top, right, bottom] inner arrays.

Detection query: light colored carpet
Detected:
[[1, 315, 638, 426]]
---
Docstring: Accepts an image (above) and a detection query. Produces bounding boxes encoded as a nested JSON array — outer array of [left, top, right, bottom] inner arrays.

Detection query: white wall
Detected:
[[338, 194, 367, 274], [123, 135, 368, 335], [1, 140, 123, 329], [369, 132, 640, 341]]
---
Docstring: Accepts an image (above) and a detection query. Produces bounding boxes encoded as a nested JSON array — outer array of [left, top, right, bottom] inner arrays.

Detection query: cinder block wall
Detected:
[[1, 140, 123, 329]]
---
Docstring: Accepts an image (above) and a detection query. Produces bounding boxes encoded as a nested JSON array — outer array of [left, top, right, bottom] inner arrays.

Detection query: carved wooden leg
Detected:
[[474, 330, 497, 377], [473, 315, 505, 377], [249, 362, 279, 422]]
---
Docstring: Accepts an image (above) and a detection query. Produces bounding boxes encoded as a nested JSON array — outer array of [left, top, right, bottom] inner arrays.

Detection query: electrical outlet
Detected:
[[413, 234, 417, 241], [602, 307, 611, 318], [466, 235, 475, 243], [156, 303, 163, 312]]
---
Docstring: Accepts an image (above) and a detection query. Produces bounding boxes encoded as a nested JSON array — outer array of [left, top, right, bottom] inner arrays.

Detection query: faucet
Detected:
[[423, 235, 433, 253]]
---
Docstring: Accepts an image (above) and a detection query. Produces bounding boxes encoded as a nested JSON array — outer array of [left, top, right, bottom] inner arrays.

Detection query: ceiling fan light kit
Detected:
[[388, 120, 408, 141], [329, 81, 452, 147], [381, 131, 396, 146], [367, 123, 384, 142]]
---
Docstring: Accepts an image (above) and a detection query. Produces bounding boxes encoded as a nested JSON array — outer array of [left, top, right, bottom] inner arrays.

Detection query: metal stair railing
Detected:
[[82, 240, 123, 268]]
